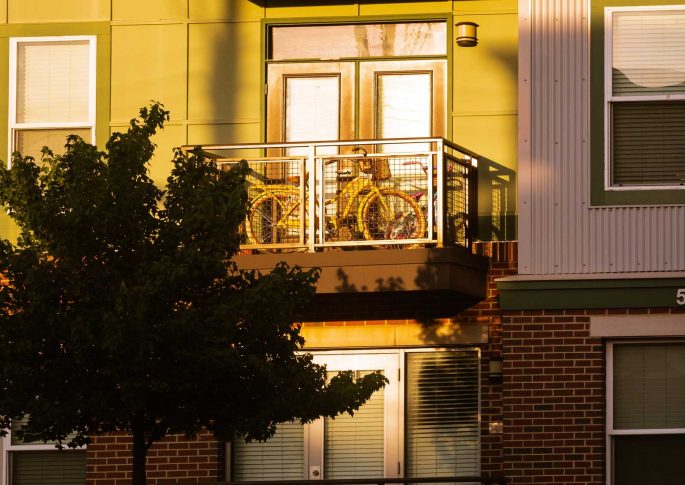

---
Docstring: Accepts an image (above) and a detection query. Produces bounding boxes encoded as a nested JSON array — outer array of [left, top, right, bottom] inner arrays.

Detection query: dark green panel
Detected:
[[498, 277, 685, 310]]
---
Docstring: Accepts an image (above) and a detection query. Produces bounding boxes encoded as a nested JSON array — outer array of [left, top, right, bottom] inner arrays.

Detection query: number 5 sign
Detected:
[[678, 289, 685, 306]]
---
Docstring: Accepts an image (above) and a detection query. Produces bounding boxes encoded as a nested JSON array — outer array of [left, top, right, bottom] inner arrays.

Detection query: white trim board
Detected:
[[591, 314, 685, 337]]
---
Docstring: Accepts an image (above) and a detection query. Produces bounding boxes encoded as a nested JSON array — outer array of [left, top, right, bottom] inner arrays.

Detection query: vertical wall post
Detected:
[[308, 144, 317, 252], [436, 138, 445, 247]]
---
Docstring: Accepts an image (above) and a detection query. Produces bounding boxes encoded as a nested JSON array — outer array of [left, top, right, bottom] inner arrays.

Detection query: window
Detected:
[[8, 36, 96, 163], [605, 7, 685, 190], [230, 349, 480, 481], [2, 419, 85, 485], [607, 342, 685, 485], [265, 21, 447, 153]]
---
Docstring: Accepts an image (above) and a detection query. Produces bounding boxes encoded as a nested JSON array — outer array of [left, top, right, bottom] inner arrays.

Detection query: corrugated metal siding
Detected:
[[519, 0, 685, 275]]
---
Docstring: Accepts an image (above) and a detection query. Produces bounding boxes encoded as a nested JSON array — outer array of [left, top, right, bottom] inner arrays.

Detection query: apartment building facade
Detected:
[[0, 0, 682, 484], [497, 0, 685, 484], [0, 1, 517, 483]]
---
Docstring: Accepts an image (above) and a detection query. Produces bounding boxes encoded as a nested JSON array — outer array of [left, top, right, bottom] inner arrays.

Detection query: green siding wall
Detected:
[[0, 0, 517, 242]]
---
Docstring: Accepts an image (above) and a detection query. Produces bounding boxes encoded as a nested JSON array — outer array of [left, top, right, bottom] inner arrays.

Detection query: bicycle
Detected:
[[402, 159, 468, 245], [244, 154, 427, 251]]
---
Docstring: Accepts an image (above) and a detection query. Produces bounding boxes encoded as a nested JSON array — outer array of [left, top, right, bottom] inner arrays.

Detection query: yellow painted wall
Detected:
[[7, 0, 109, 23], [452, 2, 517, 169], [0, 0, 517, 242]]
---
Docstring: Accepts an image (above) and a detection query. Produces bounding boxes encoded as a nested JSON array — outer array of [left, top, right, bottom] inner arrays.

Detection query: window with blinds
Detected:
[[6, 417, 86, 485], [608, 9, 685, 187], [614, 343, 685, 430], [9, 37, 95, 162], [231, 422, 305, 481], [9, 451, 86, 485], [230, 350, 480, 482], [324, 371, 385, 479], [610, 342, 685, 485], [405, 351, 479, 478]]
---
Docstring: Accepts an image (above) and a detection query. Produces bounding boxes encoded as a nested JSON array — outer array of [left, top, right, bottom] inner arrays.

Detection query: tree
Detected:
[[0, 104, 386, 485]]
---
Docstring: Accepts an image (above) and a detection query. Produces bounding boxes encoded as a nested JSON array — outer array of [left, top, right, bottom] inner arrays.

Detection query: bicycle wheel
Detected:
[[245, 192, 302, 250], [360, 188, 427, 247]]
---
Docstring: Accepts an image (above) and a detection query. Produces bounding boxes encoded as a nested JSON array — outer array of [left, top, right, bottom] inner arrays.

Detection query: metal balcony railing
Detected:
[[181, 138, 479, 253]]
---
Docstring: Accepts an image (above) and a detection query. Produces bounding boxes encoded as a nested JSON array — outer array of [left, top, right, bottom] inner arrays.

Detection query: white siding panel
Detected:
[[520, 0, 685, 275]]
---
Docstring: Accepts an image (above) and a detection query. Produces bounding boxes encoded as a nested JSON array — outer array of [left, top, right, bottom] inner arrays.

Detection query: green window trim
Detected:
[[590, 1, 685, 206], [497, 275, 685, 310]]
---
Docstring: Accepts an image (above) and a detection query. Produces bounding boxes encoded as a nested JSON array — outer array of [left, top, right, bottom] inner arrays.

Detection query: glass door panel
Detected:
[[324, 370, 385, 479], [267, 62, 355, 154], [309, 353, 400, 480], [377, 73, 432, 153], [285, 77, 340, 156], [360, 60, 446, 152]]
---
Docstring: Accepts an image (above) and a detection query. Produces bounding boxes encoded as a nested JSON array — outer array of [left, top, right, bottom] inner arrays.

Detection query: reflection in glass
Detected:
[[613, 11, 685, 94], [377, 73, 431, 153], [285, 76, 340, 156], [271, 22, 446, 60], [15, 128, 92, 161]]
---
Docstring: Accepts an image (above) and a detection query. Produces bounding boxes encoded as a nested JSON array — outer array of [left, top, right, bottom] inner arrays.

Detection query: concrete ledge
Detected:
[[590, 314, 685, 337], [301, 321, 489, 348]]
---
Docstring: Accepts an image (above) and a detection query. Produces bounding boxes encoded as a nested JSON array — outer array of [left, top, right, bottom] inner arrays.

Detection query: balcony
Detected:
[[182, 138, 500, 320]]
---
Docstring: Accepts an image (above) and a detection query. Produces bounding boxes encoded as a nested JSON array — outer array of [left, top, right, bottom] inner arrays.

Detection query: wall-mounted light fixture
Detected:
[[489, 356, 503, 383], [456, 21, 479, 47]]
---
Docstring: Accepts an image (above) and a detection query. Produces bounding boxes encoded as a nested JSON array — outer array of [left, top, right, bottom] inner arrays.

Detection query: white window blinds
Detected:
[[231, 350, 480, 481], [405, 351, 480, 478], [231, 422, 305, 481], [16, 40, 91, 124], [613, 343, 685, 430], [609, 9, 685, 186], [285, 76, 340, 156], [10, 451, 86, 485], [324, 371, 385, 479], [9, 37, 95, 161]]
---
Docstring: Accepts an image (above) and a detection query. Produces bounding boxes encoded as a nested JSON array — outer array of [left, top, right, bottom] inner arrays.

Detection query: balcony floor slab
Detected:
[[234, 247, 488, 320]]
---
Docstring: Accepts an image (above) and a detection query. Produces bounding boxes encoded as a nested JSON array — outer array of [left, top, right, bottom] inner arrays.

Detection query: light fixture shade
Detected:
[[456, 21, 479, 47]]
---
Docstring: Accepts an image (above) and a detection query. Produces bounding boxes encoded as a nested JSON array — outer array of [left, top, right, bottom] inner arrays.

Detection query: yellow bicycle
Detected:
[[245, 166, 426, 250]]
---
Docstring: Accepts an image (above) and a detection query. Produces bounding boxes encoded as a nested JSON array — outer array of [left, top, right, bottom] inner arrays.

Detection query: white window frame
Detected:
[[1, 423, 86, 485], [606, 340, 685, 485], [7, 35, 97, 165], [227, 347, 481, 481], [604, 6, 685, 191]]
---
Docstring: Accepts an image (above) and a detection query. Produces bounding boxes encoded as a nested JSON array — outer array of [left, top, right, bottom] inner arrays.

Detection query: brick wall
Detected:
[[86, 431, 223, 484], [85, 242, 518, 484], [463, 246, 517, 476], [502, 306, 685, 485], [502, 310, 604, 485]]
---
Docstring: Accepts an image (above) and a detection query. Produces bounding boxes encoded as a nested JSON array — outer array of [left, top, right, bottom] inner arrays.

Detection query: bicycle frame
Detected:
[[326, 176, 383, 235], [250, 175, 385, 236]]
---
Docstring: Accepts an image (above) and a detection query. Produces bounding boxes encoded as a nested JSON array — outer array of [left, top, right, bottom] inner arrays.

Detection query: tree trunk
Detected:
[[131, 416, 148, 485]]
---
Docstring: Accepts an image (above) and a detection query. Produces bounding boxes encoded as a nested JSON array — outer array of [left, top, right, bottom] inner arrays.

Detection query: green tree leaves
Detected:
[[0, 104, 386, 484]]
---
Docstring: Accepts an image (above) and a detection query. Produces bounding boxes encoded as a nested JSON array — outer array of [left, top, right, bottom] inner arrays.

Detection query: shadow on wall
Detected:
[[413, 252, 483, 346], [334, 268, 406, 293], [320, 251, 484, 330], [205, 1, 254, 147], [478, 155, 517, 242]]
